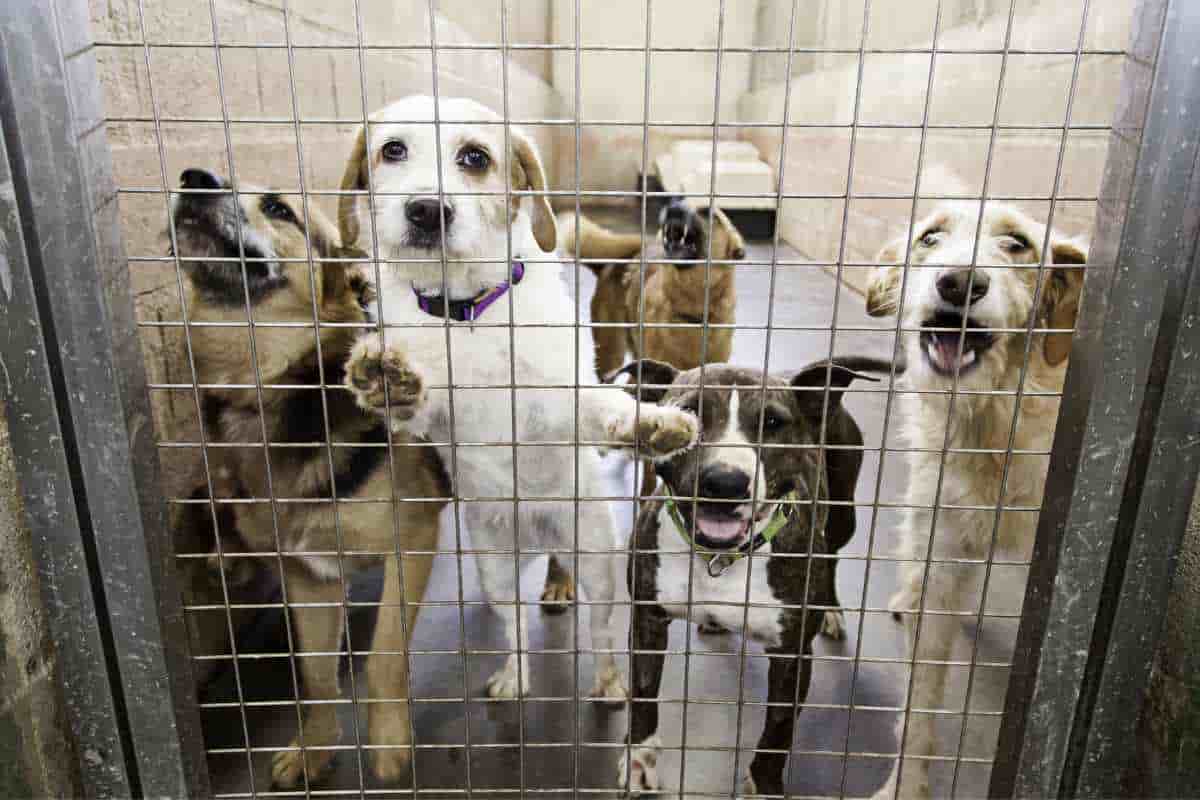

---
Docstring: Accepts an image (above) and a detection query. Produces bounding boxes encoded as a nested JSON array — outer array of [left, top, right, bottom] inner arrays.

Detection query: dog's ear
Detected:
[[791, 360, 879, 413], [510, 127, 557, 252], [338, 125, 369, 249], [866, 236, 907, 317], [1041, 238, 1088, 367], [604, 359, 679, 404], [317, 244, 366, 309]]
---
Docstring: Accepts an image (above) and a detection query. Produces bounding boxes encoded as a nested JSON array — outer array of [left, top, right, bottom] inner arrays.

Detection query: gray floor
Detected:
[[202, 221, 1019, 798]]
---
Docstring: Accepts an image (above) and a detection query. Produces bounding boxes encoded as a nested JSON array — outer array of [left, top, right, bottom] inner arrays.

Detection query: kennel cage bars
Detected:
[[0, 0, 1197, 797]]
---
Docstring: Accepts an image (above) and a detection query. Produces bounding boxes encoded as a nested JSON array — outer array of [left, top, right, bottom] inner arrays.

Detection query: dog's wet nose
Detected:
[[405, 198, 455, 233], [180, 168, 223, 190], [937, 268, 989, 306], [699, 466, 751, 500]]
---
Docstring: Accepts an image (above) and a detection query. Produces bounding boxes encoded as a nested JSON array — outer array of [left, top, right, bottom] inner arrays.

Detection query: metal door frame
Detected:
[[2, 0, 1197, 797]]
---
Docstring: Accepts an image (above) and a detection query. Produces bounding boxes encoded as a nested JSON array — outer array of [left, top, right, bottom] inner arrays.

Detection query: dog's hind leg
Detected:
[[575, 500, 627, 702], [540, 554, 575, 615], [470, 505, 532, 699], [368, 549, 434, 784], [271, 561, 345, 790], [748, 638, 814, 797], [874, 563, 970, 800], [618, 601, 669, 793]]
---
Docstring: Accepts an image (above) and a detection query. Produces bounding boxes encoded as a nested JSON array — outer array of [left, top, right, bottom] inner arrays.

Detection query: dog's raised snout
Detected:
[[405, 198, 455, 232], [699, 466, 751, 501], [180, 168, 223, 190], [937, 269, 990, 306]]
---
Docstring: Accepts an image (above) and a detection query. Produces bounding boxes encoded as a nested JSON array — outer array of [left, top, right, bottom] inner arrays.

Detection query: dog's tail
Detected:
[[556, 211, 645, 275], [826, 355, 906, 377]]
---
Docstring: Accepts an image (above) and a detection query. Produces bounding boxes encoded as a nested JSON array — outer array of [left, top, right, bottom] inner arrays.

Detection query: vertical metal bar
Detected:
[[1, 1, 209, 796], [991, 0, 1200, 796], [131, 0, 261, 790]]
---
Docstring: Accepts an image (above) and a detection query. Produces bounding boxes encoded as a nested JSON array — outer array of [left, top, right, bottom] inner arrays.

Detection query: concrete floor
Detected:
[[201, 218, 1020, 798]]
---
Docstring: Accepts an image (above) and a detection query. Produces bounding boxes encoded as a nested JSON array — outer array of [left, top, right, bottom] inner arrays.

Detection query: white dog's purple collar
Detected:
[[412, 262, 526, 322]]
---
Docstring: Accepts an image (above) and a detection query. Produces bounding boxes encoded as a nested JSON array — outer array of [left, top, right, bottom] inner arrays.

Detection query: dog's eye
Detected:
[[999, 234, 1032, 252], [261, 196, 295, 222], [382, 140, 408, 162], [920, 230, 943, 248], [761, 409, 788, 433], [456, 146, 491, 171]]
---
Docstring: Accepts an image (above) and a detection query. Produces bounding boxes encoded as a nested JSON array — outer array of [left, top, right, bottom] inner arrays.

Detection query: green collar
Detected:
[[662, 489, 800, 577]]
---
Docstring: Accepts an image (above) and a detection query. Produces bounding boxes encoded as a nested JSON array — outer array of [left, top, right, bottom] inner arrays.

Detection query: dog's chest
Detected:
[[652, 509, 785, 647]]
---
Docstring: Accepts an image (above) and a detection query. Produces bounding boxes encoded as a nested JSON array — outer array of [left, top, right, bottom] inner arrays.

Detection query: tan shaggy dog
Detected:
[[170, 168, 448, 789], [560, 198, 746, 380], [864, 201, 1086, 799]]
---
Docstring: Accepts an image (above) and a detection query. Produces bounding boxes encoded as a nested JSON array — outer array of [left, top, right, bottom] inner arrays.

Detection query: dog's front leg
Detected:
[[271, 561, 346, 790], [579, 386, 698, 462], [346, 332, 427, 428], [749, 639, 813, 797], [618, 602, 670, 794], [367, 549, 434, 784]]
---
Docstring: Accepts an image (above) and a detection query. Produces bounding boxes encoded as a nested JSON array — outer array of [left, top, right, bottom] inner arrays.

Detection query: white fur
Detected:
[[653, 505, 784, 646], [352, 95, 697, 699], [870, 203, 1083, 799]]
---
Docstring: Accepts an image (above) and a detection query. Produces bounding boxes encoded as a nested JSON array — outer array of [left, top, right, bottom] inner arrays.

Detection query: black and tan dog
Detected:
[[170, 168, 448, 788], [609, 356, 892, 796], [559, 198, 746, 380]]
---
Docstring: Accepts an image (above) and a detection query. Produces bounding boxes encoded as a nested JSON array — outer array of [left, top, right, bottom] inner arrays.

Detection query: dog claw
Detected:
[[271, 743, 337, 789], [485, 658, 529, 699], [346, 335, 425, 421]]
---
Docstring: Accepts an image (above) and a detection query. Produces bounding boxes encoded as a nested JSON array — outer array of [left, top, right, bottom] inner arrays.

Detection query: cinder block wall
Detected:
[[92, 0, 561, 441], [740, 0, 1134, 288]]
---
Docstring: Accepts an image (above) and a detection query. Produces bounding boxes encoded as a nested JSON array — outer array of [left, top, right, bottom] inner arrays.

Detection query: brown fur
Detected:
[[560, 205, 746, 379], [173, 179, 447, 788]]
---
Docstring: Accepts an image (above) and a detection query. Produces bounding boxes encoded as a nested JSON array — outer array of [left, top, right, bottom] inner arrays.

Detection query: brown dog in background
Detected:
[[560, 198, 746, 379], [170, 168, 447, 789]]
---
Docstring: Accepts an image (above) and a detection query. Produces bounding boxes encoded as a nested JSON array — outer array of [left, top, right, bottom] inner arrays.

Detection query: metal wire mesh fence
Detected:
[[82, 0, 1136, 796]]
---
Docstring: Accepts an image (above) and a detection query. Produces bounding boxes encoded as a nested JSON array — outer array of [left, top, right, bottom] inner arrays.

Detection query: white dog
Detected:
[[864, 202, 1087, 798], [339, 95, 699, 700]]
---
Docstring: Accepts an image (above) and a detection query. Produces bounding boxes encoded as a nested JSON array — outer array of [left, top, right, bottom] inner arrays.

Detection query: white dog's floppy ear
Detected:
[[510, 127, 557, 252], [865, 236, 907, 317], [338, 125, 368, 249], [1041, 237, 1089, 366]]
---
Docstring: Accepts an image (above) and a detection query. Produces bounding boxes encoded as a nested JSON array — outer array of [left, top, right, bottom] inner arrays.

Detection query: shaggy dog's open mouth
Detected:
[[684, 499, 778, 550], [662, 217, 702, 262], [919, 311, 995, 376]]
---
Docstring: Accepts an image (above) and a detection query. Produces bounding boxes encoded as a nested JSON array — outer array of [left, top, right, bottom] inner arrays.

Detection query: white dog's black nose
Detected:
[[180, 168, 223, 190], [405, 198, 455, 232], [699, 466, 751, 500], [937, 268, 990, 306]]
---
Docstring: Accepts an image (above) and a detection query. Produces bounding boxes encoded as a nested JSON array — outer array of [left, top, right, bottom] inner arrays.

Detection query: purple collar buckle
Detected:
[[413, 261, 526, 323]]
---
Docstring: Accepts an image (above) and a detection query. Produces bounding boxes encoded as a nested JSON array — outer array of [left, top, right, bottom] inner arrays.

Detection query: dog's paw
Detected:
[[271, 741, 337, 789], [741, 773, 758, 797], [617, 735, 662, 794], [607, 406, 699, 462], [868, 767, 931, 800], [589, 663, 628, 705], [821, 609, 847, 640], [485, 657, 530, 699], [370, 747, 412, 785], [540, 558, 575, 616], [346, 334, 425, 421]]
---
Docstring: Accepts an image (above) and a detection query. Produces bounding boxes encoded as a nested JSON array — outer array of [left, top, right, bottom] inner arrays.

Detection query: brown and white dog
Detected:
[[559, 199, 746, 380], [611, 356, 892, 796], [170, 168, 448, 789], [864, 202, 1086, 799], [336, 95, 701, 702]]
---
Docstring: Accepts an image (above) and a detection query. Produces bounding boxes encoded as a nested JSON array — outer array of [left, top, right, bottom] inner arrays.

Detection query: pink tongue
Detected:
[[696, 514, 746, 542], [935, 338, 961, 371]]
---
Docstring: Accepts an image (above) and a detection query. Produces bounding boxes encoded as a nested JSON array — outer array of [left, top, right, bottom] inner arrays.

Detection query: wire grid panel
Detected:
[[94, 0, 1132, 796]]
